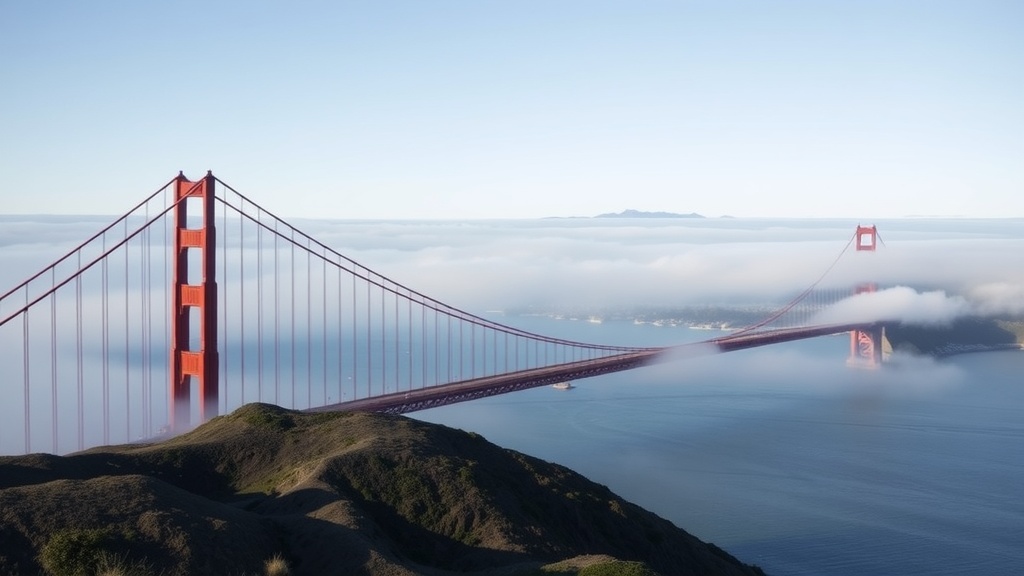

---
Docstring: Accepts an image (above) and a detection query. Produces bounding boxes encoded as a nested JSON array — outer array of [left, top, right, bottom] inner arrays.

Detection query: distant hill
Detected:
[[885, 317, 1024, 356], [0, 404, 766, 576], [595, 209, 705, 219]]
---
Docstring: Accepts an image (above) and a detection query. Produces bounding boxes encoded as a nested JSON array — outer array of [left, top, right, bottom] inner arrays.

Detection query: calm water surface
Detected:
[[413, 317, 1024, 576]]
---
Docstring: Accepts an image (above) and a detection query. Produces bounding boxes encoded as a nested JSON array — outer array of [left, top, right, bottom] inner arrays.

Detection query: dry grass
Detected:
[[263, 554, 290, 576], [95, 551, 161, 576]]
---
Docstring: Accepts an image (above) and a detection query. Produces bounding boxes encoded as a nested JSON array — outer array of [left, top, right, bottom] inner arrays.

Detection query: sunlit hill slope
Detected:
[[0, 404, 766, 576]]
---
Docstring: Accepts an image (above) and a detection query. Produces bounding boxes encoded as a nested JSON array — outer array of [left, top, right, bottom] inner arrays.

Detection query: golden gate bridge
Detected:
[[0, 172, 885, 455]]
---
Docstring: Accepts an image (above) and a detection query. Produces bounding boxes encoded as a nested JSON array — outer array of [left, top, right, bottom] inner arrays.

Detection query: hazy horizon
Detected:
[[3, 215, 1021, 323]]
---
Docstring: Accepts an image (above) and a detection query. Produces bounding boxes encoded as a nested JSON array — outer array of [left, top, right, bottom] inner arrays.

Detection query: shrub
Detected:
[[578, 560, 659, 576], [39, 528, 113, 576], [39, 528, 152, 576], [95, 552, 157, 576], [264, 553, 290, 576]]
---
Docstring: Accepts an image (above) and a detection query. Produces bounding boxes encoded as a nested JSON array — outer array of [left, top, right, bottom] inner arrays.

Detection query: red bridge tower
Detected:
[[848, 225, 883, 368], [170, 172, 218, 430]]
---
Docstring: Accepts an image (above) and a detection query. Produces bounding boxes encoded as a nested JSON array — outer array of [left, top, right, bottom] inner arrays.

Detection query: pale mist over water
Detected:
[[1, 215, 1022, 575]]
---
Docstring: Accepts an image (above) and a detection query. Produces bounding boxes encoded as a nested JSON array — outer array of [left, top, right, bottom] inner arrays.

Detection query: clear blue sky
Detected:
[[2, 1, 1021, 219]]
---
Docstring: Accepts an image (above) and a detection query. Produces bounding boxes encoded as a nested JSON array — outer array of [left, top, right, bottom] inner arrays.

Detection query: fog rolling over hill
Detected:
[[0, 404, 765, 576]]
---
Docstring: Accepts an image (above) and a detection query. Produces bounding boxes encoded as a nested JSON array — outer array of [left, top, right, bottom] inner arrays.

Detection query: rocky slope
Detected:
[[0, 404, 766, 576]]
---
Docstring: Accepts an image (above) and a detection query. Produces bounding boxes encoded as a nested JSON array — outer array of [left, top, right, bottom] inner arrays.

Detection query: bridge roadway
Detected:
[[306, 322, 881, 415]]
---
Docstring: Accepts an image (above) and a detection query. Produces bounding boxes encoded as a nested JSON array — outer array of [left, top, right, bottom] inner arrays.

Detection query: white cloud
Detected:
[[967, 282, 1024, 316], [812, 286, 972, 326]]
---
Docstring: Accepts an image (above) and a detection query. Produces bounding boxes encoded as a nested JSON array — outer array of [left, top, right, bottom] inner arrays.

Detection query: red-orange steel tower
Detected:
[[849, 225, 882, 368], [170, 171, 218, 430], [854, 224, 878, 251]]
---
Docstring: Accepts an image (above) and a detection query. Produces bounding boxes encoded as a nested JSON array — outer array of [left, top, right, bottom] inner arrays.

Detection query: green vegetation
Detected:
[[39, 528, 113, 576], [237, 406, 296, 431], [39, 528, 149, 576], [1, 404, 765, 576], [578, 561, 660, 576], [886, 316, 1024, 356]]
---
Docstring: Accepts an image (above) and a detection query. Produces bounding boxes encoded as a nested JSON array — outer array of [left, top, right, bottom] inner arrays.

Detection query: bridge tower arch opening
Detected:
[[170, 171, 218, 430], [848, 225, 883, 368], [855, 224, 878, 251]]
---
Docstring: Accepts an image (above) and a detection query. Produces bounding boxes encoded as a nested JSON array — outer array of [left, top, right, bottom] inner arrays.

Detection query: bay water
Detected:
[[413, 315, 1024, 576]]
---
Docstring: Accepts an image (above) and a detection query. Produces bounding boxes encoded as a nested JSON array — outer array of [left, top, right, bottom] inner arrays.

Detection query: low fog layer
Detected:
[[2, 216, 1022, 324], [814, 282, 1024, 327], [299, 217, 1024, 322], [2, 214, 1020, 455]]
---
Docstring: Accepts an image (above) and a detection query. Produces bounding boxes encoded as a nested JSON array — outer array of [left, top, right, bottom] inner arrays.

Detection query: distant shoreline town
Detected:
[[506, 304, 792, 331], [503, 305, 1024, 356]]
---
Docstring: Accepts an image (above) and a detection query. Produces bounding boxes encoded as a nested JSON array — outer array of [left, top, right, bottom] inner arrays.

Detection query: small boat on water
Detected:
[[552, 381, 574, 390]]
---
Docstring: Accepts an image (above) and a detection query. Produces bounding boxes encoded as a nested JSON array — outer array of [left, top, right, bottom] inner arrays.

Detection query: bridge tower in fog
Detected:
[[848, 225, 884, 368], [170, 172, 219, 430]]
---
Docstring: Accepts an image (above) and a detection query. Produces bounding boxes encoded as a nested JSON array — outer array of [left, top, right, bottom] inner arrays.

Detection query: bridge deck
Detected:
[[308, 322, 875, 415]]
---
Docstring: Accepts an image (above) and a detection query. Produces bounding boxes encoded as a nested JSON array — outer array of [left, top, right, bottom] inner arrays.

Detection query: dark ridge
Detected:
[[885, 317, 1024, 356]]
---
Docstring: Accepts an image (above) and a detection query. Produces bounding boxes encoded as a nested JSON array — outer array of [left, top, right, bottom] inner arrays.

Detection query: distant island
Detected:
[[595, 209, 705, 219]]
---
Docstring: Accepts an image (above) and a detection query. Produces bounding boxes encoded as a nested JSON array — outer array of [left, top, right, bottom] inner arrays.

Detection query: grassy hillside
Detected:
[[885, 317, 1024, 356], [0, 404, 766, 576]]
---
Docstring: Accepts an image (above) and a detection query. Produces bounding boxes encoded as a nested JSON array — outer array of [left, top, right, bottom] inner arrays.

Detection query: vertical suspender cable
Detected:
[[307, 241, 312, 408], [162, 188, 169, 429], [352, 272, 357, 400], [291, 230, 296, 408], [420, 304, 426, 388], [405, 295, 409, 389], [438, 307, 442, 383], [143, 207, 150, 437], [239, 199, 245, 404], [50, 270, 57, 453], [380, 277, 385, 391], [366, 272, 371, 396], [76, 252, 84, 451], [393, 288, 398, 393], [323, 252, 328, 405], [336, 261, 342, 403], [369, 273, 376, 394], [125, 220, 131, 442], [220, 195, 227, 415], [257, 211, 263, 402], [102, 235, 110, 446], [23, 308, 30, 454], [274, 220, 280, 405]]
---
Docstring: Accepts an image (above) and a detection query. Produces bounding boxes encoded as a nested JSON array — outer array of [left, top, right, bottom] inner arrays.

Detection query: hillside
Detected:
[[0, 404, 765, 576], [885, 317, 1024, 356]]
